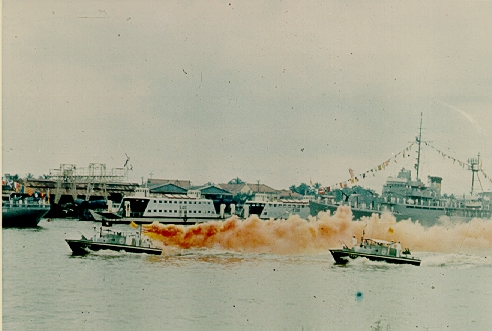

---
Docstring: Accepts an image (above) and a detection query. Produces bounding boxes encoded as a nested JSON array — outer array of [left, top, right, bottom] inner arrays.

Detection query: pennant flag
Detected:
[[388, 227, 394, 234], [130, 221, 139, 229]]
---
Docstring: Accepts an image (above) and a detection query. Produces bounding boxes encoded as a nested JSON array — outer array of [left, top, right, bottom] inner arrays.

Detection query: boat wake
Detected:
[[419, 252, 492, 268]]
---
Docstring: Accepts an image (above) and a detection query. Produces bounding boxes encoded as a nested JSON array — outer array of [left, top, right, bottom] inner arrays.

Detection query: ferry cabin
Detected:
[[243, 194, 311, 219], [118, 188, 219, 220]]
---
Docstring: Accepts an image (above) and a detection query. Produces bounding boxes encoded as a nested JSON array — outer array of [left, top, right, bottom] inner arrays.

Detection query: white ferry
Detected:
[[242, 193, 311, 220], [93, 188, 224, 224]]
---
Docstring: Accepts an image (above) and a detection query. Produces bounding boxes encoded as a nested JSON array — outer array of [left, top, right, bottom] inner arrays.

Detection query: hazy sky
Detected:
[[3, 1, 492, 195]]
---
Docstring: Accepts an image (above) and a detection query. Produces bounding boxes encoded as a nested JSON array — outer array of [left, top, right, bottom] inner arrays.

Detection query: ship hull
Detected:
[[310, 200, 490, 226], [2, 206, 50, 228], [309, 201, 382, 220]]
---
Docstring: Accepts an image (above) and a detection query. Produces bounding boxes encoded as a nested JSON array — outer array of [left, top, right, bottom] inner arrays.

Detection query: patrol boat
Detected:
[[329, 238, 421, 266], [65, 223, 162, 255]]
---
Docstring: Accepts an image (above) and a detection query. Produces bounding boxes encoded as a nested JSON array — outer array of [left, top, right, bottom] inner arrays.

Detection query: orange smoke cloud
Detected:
[[142, 205, 492, 255]]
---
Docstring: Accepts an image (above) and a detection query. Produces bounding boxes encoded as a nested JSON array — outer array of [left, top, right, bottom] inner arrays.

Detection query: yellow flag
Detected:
[[130, 221, 138, 229], [388, 227, 394, 234]]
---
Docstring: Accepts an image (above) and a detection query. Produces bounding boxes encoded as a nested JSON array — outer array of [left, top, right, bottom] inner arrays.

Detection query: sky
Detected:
[[2, 0, 492, 195]]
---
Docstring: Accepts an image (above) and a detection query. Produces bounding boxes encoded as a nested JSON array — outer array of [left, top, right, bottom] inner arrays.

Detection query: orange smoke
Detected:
[[142, 205, 492, 255]]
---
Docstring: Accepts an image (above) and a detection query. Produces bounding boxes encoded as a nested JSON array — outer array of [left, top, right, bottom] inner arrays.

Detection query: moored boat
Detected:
[[2, 193, 50, 228], [92, 187, 222, 225], [329, 238, 421, 266], [311, 116, 491, 226], [65, 223, 162, 255]]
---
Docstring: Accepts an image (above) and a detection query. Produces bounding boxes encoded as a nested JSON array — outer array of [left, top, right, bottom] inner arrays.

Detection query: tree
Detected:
[[228, 177, 245, 184], [290, 183, 310, 195]]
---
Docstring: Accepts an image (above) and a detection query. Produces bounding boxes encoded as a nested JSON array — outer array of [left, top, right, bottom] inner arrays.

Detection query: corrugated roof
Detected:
[[150, 183, 187, 194], [246, 183, 278, 194]]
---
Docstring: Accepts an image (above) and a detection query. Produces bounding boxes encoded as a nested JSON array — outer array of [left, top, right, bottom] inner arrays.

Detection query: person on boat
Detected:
[[390, 241, 395, 256], [396, 241, 402, 257], [352, 235, 358, 251]]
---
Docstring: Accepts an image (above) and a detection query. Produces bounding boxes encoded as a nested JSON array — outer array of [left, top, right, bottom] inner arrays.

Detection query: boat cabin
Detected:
[[351, 238, 404, 257]]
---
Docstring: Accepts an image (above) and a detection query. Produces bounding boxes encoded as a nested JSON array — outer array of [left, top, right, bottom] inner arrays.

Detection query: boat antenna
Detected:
[[415, 112, 423, 181]]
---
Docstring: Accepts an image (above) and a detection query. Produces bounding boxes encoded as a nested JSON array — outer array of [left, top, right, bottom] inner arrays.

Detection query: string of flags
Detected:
[[317, 140, 492, 195], [317, 142, 416, 194], [1, 180, 44, 197], [423, 141, 492, 185]]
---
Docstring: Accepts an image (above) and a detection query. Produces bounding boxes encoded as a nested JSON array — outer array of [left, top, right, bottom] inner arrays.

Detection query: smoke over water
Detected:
[[142, 206, 492, 255]]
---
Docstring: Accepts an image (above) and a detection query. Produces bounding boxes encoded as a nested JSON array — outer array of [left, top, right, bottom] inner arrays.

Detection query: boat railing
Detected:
[[4, 199, 50, 208]]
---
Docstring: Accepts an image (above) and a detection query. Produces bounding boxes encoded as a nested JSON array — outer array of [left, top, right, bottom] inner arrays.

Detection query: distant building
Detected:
[[218, 182, 280, 200], [146, 179, 192, 189]]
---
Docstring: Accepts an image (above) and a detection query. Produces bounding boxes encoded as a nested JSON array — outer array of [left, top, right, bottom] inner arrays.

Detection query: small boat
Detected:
[[2, 193, 50, 228], [329, 238, 421, 266], [65, 224, 162, 255]]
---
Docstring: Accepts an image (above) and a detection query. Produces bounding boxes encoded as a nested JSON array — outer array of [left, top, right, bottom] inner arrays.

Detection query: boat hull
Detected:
[[2, 206, 50, 228], [329, 249, 421, 266], [66, 239, 163, 256]]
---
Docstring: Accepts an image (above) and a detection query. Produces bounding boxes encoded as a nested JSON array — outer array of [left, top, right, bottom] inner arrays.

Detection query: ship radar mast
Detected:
[[468, 153, 482, 195], [415, 112, 423, 181]]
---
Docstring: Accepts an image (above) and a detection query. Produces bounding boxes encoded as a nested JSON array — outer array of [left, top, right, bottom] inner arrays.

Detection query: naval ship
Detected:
[[310, 118, 491, 226]]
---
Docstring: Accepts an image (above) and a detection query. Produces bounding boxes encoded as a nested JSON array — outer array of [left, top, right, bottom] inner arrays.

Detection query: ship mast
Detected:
[[468, 153, 482, 195], [415, 112, 423, 181]]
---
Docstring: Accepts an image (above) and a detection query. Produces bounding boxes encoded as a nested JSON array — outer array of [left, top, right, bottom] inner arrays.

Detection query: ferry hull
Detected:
[[91, 211, 224, 225], [66, 239, 163, 256], [329, 249, 421, 266]]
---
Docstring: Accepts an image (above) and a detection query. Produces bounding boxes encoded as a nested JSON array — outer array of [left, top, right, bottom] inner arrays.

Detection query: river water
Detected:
[[3, 218, 492, 331]]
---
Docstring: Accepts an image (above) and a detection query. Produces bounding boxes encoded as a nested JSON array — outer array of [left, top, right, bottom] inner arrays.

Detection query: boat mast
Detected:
[[415, 112, 423, 180]]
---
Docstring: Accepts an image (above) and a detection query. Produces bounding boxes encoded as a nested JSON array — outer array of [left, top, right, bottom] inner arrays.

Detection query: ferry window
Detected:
[[159, 200, 162, 203], [174, 201, 177, 204], [159, 210, 162, 212], [153, 200, 157, 203], [154, 210, 157, 212], [148, 210, 152, 213], [199, 211, 201, 213], [164, 210, 167, 212], [179, 201, 182, 204]]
